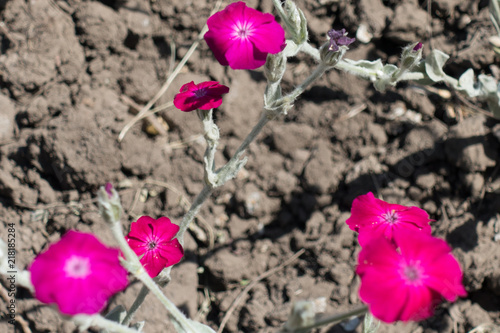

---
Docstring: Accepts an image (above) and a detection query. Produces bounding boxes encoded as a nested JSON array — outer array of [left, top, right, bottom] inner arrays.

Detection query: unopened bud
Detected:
[[284, 0, 308, 44], [98, 183, 122, 224], [320, 42, 345, 66], [265, 53, 287, 83], [400, 42, 423, 71]]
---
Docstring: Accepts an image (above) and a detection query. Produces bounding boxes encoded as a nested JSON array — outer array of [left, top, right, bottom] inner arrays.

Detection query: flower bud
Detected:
[[264, 52, 287, 83], [320, 42, 346, 67], [97, 182, 122, 224], [400, 42, 423, 71], [284, 0, 308, 44]]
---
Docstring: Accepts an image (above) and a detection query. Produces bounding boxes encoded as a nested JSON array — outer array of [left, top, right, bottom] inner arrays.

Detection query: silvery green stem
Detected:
[[198, 109, 219, 187], [73, 314, 139, 333], [232, 111, 270, 158], [307, 305, 367, 330], [280, 305, 368, 332], [176, 111, 273, 246], [134, 269, 198, 332], [108, 223, 197, 332], [121, 285, 149, 326], [271, 0, 296, 35], [301, 42, 321, 62], [176, 184, 213, 246], [285, 63, 329, 102]]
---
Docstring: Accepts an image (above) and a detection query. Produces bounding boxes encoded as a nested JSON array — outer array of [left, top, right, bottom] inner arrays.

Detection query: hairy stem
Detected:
[[121, 285, 150, 326], [73, 314, 141, 333]]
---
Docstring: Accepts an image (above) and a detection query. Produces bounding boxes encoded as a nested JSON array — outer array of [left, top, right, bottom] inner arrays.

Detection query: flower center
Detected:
[[403, 264, 421, 282], [194, 88, 207, 98], [64, 255, 91, 278], [233, 21, 253, 39], [147, 240, 158, 250], [237, 28, 248, 38], [383, 210, 398, 224]]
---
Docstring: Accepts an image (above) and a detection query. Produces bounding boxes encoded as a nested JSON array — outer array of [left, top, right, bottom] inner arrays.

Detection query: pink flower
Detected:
[[29, 231, 128, 315], [346, 192, 431, 246], [204, 1, 286, 70], [173, 81, 229, 112], [125, 216, 184, 278], [356, 229, 467, 323]]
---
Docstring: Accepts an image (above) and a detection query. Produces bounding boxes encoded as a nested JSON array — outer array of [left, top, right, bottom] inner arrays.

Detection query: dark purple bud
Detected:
[[105, 182, 113, 198], [413, 42, 423, 52], [327, 28, 355, 52]]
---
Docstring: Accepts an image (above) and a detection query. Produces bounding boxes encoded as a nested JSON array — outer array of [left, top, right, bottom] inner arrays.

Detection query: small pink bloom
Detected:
[[346, 192, 432, 246], [413, 42, 423, 51], [29, 231, 128, 315], [173, 81, 229, 112], [356, 229, 467, 323], [125, 216, 184, 278], [204, 1, 286, 70], [105, 182, 114, 198]]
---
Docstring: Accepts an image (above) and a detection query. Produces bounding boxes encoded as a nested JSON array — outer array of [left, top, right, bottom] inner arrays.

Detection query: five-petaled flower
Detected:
[[346, 192, 432, 246], [125, 216, 184, 278], [173, 81, 229, 112], [29, 231, 129, 315], [356, 229, 467, 323], [327, 28, 355, 52], [204, 1, 286, 70]]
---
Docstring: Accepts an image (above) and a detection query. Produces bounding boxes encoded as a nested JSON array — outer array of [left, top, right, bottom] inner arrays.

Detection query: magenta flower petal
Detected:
[[425, 254, 468, 301], [29, 231, 128, 315], [395, 229, 467, 301], [224, 38, 268, 72], [157, 238, 183, 263], [346, 192, 432, 246], [173, 81, 229, 112], [356, 230, 466, 323], [154, 217, 180, 241], [204, 1, 285, 70], [246, 19, 286, 54], [125, 216, 184, 278]]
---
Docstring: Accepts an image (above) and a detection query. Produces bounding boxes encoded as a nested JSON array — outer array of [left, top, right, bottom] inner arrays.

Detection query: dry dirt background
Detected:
[[0, 0, 500, 332]]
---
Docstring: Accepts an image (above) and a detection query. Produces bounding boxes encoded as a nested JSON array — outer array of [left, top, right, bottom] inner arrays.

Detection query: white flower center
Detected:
[[233, 21, 253, 39], [64, 255, 91, 278], [383, 210, 398, 224]]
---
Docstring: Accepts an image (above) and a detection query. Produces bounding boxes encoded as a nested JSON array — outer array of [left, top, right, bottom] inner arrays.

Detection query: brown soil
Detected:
[[1, 0, 499, 332]]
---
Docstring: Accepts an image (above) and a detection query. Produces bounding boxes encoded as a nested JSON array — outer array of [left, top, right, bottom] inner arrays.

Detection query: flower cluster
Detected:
[[347, 193, 466, 323], [28, 215, 184, 315]]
